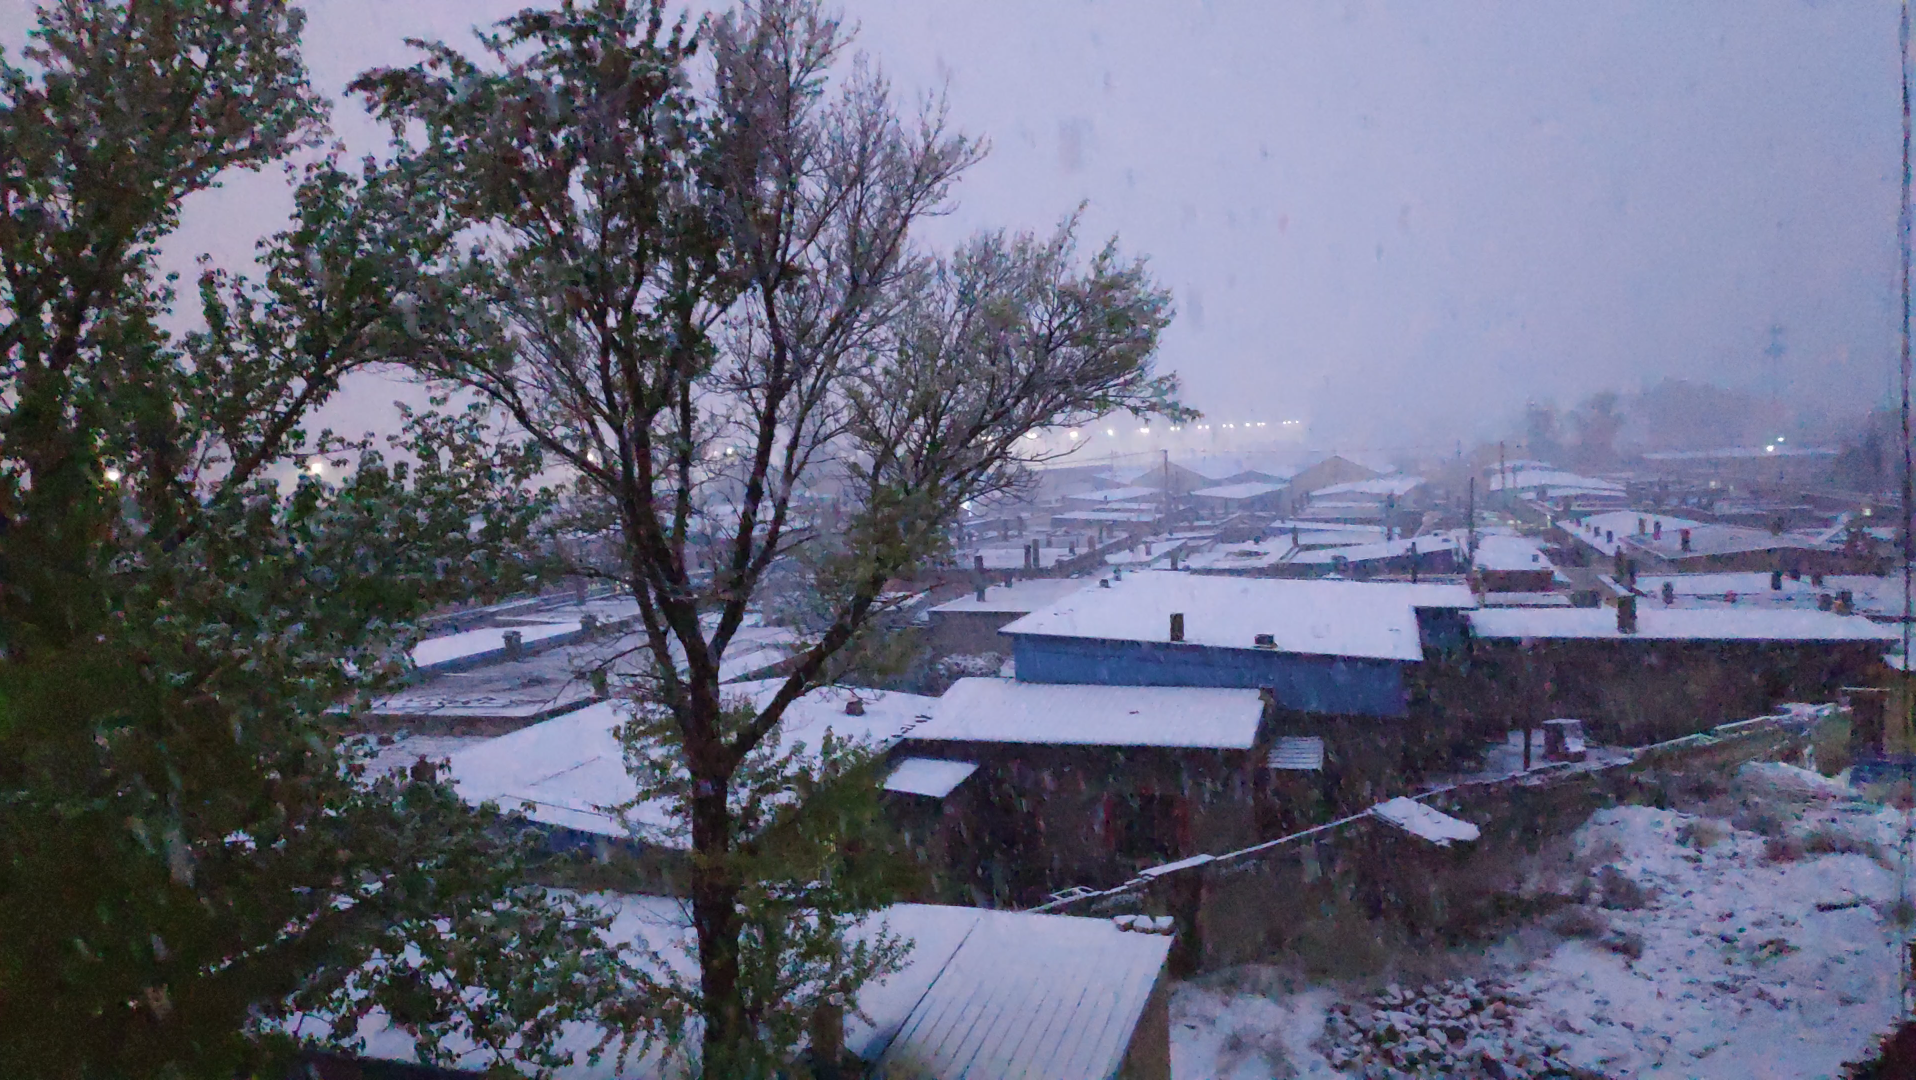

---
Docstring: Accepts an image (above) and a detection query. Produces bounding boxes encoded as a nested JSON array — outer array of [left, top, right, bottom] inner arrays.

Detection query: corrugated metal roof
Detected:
[[1266, 736, 1325, 771], [872, 907, 1170, 1080]]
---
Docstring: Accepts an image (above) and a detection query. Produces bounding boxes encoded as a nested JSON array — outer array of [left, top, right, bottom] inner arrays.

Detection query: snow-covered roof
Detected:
[[929, 578, 1092, 615], [909, 677, 1267, 749], [412, 621, 583, 669], [1311, 474, 1425, 498], [1635, 573, 1903, 619], [1466, 607, 1899, 643], [1641, 446, 1837, 461], [1478, 592, 1572, 607], [1067, 486, 1161, 504], [1372, 797, 1481, 846], [999, 573, 1476, 661], [1487, 469, 1623, 493], [867, 904, 1171, 1079], [297, 896, 1169, 1080], [444, 684, 938, 843], [1265, 519, 1386, 537], [1473, 534, 1555, 573], [1288, 534, 1460, 566], [1190, 481, 1287, 500], [1175, 455, 1299, 482], [1567, 510, 1836, 560], [883, 757, 979, 797]]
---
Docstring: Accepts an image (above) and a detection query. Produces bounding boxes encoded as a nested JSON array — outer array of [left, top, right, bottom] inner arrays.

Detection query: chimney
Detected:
[[1679, 528, 1691, 552], [1616, 594, 1638, 634], [974, 554, 985, 574], [502, 630, 524, 659], [1637, 516, 1647, 535], [1254, 633, 1276, 647], [1661, 580, 1675, 606], [843, 697, 865, 716], [1771, 570, 1783, 591], [1170, 551, 1180, 570], [1113, 567, 1123, 581], [580, 613, 599, 636], [1100, 578, 1111, 588], [1170, 612, 1185, 642], [975, 583, 987, 602], [1837, 589, 1855, 615], [1652, 520, 1662, 541]]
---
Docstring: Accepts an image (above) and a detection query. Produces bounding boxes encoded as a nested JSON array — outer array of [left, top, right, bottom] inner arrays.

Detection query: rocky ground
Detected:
[[1172, 762, 1916, 1079]]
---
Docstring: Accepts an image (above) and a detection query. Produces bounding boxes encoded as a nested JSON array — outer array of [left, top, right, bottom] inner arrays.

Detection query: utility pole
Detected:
[[1162, 448, 1172, 531], [1898, 0, 1914, 1022], [1466, 476, 1478, 563]]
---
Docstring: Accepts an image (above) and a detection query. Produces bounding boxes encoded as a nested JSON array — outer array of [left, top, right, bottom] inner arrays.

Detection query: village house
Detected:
[[298, 897, 1175, 1080], [1562, 509, 1880, 575], [1458, 602, 1897, 745], [885, 677, 1271, 905], [923, 577, 1093, 659], [1471, 533, 1559, 593]]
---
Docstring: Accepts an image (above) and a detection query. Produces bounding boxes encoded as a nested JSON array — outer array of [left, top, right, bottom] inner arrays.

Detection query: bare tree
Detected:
[[355, 0, 1184, 1070]]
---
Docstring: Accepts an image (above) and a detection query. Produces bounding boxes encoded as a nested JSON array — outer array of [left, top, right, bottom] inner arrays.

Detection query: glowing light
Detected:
[[103, 468, 122, 483], [1138, 427, 1150, 435], [1024, 432, 1040, 441], [1224, 423, 1234, 429], [1105, 428, 1116, 437], [307, 459, 326, 476], [1764, 444, 1775, 453], [1068, 430, 1080, 441]]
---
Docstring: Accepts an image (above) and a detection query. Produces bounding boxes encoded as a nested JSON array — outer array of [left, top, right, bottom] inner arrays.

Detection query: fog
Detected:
[[2, 0, 1902, 443]]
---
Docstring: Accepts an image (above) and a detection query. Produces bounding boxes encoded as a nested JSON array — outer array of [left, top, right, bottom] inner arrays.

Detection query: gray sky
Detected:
[[5, 0, 1905, 451]]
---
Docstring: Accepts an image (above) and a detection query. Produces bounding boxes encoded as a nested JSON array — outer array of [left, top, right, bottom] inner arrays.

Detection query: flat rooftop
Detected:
[[999, 573, 1477, 662], [907, 677, 1267, 749], [1467, 606, 1898, 643]]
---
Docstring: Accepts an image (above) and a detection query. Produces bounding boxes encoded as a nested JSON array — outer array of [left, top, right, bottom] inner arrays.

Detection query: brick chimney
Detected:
[[1170, 612, 1185, 642], [1616, 594, 1638, 634], [1679, 528, 1691, 552], [502, 630, 524, 659]]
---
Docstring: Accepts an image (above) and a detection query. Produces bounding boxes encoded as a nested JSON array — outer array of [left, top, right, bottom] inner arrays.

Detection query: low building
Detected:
[[1471, 533, 1557, 593], [925, 578, 1093, 657], [442, 682, 938, 871], [1282, 534, 1462, 580], [1190, 480, 1288, 514], [886, 677, 1270, 904], [298, 897, 1174, 1080], [1287, 454, 1384, 496], [1564, 509, 1877, 575], [998, 573, 1476, 718], [1460, 604, 1896, 744]]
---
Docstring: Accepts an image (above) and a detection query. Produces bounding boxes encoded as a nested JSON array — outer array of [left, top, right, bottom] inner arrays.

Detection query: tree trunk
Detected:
[[689, 730, 749, 1075]]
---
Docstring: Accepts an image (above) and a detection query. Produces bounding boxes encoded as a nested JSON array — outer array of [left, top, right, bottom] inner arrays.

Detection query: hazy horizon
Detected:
[[3, 0, 1904, 453]]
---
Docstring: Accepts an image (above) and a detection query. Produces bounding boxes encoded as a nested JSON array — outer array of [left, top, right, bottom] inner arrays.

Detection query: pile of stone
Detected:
[[1322, 979, 1590, 1079]]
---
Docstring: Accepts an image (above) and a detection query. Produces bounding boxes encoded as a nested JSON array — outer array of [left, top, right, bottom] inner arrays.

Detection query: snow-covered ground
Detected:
[[1173, 763, 1916, 1079]]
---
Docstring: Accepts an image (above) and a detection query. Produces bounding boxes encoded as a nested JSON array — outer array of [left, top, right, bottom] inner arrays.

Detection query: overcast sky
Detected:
[[4, 0, 1905, 451]]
